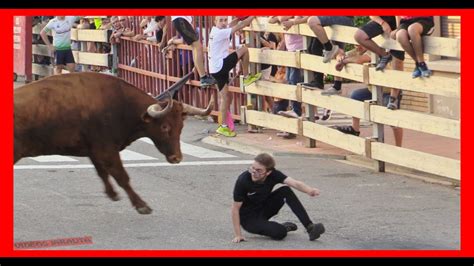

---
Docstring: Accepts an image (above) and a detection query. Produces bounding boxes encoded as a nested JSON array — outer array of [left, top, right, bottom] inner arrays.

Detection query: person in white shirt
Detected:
[[208, 16, 255, 137], [40, 16, 79, 74]]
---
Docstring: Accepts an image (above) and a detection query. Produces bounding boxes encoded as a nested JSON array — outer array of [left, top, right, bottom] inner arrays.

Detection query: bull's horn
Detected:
[[182, 95, 214, 116], [147, 98, 174, 119]]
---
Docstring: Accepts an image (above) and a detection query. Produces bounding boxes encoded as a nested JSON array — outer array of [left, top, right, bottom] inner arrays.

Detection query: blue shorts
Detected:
[[55, 49, 75, 66], [350, 88, 402, 109]]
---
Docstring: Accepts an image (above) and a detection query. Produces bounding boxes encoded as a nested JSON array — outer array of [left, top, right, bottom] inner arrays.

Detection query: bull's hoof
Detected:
[[137, 206, 153, 214], [106, 192, 120, 201], [110, 195, 121, 201]]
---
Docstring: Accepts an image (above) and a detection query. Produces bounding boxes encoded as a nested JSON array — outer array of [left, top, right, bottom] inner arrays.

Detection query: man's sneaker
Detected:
[[243, 73, 263, 86], [321, 109, 332, 121], [216, 125, 236, 137], [321, 86, 342, 96], [276, 132, 296, 139], [278, 110, 299, 118], [282, 222, 298, 232], [322, 45, 339, 63], [375, 53, 392, 71], [418, 64, 432, 78], [387, 96, 399, 110], [412, 67, 422, 79], [307, 223, 325, 241], [302, 81, 324, 90], [335, 125, 360, 136], [200, 76, 216, 87]]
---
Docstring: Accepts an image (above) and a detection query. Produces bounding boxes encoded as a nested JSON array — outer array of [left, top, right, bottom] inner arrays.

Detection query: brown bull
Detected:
[[14, 72, 213, 214]]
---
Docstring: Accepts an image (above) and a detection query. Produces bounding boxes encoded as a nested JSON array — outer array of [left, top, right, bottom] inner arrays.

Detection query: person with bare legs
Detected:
[[208, 16, 256, 137]]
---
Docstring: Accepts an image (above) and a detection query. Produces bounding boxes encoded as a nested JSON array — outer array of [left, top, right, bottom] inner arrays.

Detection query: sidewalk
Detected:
[[204, 123, 460, 186], [202, 85, 460, 186]]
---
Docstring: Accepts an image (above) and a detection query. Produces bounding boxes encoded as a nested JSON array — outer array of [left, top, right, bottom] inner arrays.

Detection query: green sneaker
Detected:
[[216, 126, 236, 137], [243, 72, 263, 87]]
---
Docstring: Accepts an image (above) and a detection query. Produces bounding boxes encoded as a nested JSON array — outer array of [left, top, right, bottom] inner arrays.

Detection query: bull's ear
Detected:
[[141, 112, 153, 123]]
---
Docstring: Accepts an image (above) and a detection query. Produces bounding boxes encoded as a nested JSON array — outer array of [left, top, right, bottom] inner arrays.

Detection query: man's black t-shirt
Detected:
[[233, 169, 287, 215]]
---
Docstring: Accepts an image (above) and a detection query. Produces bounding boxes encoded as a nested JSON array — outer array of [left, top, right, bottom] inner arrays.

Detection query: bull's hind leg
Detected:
[[92, 151, 152, 214], [90, 156, 120, 201]]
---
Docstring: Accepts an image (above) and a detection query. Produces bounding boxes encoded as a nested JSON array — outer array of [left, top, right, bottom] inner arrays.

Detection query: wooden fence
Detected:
[[241, 17, 460, 180]]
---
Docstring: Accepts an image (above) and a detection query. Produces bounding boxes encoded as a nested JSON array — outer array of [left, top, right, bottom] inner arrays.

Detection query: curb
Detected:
[[202, 135, 347, 160], [202, 135, 458, 188], [344, 155, 459, 187]]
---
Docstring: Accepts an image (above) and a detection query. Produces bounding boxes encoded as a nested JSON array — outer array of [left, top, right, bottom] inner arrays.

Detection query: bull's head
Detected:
[[143, 96, 214, 164]]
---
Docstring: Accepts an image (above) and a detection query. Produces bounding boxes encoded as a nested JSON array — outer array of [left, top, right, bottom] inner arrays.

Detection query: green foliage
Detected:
[[354, 16, 370, 28]]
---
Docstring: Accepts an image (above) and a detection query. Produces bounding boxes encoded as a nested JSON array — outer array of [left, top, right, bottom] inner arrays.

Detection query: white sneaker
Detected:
[[278, 110, 299, 118], [321, 86, 342, 96], [322, 45, 339, 63]]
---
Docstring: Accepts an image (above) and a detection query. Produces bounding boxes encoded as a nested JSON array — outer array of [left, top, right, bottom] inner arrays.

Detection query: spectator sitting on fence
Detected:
[[169, 16, 215, 87], [208, 16, 256, 137], [333, 45, 403, 147], [231, 153, 325, 243], [391, 16, 435, 78], [109, 16, 135, 45], [293, 16, 354, 64], [354, 16, 405, 110], [40, 16, 80, 75]]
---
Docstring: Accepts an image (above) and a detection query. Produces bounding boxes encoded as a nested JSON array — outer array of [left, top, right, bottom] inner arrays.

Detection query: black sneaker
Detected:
[[335, 125, 360, 136], [375, 54, 392, 71], [200, 76, 216, 87], [387, 96, 399, 110], [307, 223, 325, 241], [301, 81, 324, 90], [321, 109, 331, 121], [282, 222, 298, 232]]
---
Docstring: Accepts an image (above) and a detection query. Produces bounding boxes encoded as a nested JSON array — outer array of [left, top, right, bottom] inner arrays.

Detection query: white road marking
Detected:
[[14, 160, 254, 170], [139, 138, 236, 158], [29, 155, 78, 162], [119, 150, 157, 161]]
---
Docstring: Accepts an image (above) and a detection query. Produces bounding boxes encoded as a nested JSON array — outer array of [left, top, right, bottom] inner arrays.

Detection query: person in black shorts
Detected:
[[354, 16, 406, 109], [392, 16, 435, 78], [354, 16, 406, 71], [231, 153, 325, 242], [169, 16, 215, 87], [208, 16, 256, 137]]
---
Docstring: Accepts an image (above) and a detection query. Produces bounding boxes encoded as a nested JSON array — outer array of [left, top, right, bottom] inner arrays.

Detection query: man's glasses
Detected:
[[248, 166, 266, 175]]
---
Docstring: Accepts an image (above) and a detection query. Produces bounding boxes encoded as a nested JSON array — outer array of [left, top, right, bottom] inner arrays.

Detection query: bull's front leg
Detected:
[[92, 151, 152, 214]]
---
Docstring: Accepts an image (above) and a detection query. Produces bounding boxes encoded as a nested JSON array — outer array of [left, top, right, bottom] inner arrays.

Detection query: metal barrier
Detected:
[[116, 16, 246, 121]]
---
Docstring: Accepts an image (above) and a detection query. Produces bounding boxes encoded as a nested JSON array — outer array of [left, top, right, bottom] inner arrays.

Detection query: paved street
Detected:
[[14, 118, 460, 250]]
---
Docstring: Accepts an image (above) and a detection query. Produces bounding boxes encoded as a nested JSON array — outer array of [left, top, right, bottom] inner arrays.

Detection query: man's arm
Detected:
[[231, 201, 245, 243], [281, 16, 308, 31], [268, 16, 279, 24], [230, 16, 255, 35], [121, 28, 135, 37], [40, 26, 54, 54], [283, 177, 320, 197]]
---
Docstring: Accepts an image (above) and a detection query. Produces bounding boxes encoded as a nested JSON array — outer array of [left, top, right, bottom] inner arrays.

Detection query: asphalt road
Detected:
[[13, 117, 460, 251]]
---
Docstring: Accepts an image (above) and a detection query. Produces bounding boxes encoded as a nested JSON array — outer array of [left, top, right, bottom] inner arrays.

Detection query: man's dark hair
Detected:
[[254, 153, 275, 171], [155, 16, 165, 22]]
